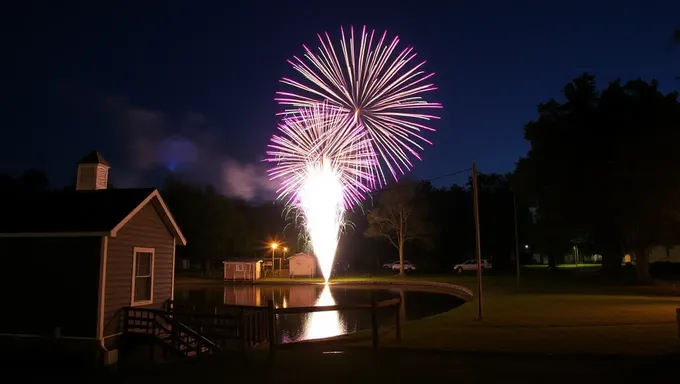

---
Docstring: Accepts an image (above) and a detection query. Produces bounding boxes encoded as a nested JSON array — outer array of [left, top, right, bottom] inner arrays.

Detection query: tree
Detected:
[[364, 179, 429, 275], [515, 74, 680, 282]]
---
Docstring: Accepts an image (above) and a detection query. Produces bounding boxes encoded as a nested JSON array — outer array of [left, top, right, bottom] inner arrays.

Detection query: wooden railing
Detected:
[[269, 295, 403, 358], [123, 307, 222, 357], [167, 301, 269, 350], [126, 295, 403, 360]]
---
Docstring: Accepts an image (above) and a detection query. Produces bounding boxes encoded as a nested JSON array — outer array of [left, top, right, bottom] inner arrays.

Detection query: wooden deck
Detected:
[[121, 295, 403, 362]]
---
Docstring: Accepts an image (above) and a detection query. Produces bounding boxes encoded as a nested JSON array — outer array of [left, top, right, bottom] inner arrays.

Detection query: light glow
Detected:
[[301, 285, 344, 341], [266, 102, 377, 282]]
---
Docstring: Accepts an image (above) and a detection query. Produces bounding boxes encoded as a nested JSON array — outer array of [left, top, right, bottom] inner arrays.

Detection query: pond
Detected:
[[174, 284, 466, 343]]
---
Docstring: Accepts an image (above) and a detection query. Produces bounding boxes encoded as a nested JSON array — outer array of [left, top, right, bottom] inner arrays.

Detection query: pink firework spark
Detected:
[[276, 25, 442, 186], [265, 101, 377, 209]]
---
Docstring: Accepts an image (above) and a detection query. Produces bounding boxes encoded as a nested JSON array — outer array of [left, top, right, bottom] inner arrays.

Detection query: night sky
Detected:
[[5, 0, 679, 199]]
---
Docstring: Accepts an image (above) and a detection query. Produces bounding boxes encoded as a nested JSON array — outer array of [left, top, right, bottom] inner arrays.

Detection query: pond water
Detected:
[[174, 284, 466, 343]]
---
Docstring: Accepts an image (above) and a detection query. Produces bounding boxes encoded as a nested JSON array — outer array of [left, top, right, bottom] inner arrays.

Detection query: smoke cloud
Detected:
[[103, 96, 278, 201]]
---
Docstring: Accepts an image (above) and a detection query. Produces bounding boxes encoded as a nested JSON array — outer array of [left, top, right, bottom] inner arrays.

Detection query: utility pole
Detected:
[[472, 162, 483, 320], [513, 193, 521, 285]]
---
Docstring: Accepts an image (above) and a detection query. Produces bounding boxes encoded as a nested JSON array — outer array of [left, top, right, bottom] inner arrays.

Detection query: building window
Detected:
[[132, 247, 155, 306], [236, 264, 244, 272]]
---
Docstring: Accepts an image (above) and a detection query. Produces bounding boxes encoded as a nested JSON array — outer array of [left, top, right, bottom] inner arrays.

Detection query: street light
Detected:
[[271, 242, 278, 277], [282, 247, 288, 271]]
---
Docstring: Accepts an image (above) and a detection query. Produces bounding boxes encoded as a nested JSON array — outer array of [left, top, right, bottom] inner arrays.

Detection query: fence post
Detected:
[[239, 310, 247, 353], [395, 300, 402, 342], [268, 300, 276, 359], [371, 294, 379, 349], [172, 313, 179, 350]]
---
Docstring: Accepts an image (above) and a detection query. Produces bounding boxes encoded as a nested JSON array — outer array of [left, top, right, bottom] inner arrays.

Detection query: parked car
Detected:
[[454, 259, 492, 274], [385, 260, 417, 271], [382, 260, 398, 269]]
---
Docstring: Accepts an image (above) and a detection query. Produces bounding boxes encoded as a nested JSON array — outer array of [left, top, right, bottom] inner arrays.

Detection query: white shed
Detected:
[[288, 253, 317, 278]]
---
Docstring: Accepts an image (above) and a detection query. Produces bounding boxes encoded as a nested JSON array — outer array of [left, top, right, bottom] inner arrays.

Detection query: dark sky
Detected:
[[4, 0, 679, 198]]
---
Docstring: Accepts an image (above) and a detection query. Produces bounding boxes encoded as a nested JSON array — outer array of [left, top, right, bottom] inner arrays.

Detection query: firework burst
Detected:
[[276, 25, 442, 185], [266, 102, 377, 281]]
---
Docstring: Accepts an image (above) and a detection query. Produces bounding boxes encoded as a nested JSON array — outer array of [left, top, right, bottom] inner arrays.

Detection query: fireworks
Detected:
[[276, 25, 442, 185], [267, 26, 441, 282], [266, 102, 377, 281]]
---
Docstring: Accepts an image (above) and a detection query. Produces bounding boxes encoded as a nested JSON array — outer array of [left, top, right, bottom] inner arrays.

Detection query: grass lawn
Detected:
[[103, 346, 678, 383], [361, 294, 680, 355], [525, 263, 601, 269]]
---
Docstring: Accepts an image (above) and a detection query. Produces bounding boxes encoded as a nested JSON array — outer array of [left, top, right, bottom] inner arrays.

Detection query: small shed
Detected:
[[223, 258, 263, 281], [288, 253, 317, 278], [0, 151, 186, 366]]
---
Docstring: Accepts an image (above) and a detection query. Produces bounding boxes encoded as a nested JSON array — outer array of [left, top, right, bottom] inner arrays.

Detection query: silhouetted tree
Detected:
[[365, 179, 430, 275], [515, 74, 680, 282]]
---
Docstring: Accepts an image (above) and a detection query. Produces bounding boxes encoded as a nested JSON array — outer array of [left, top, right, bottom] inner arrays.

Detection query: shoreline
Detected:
[[174, 275, 474, 300]]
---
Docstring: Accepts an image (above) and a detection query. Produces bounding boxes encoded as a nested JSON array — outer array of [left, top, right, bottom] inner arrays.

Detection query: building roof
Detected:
[[0, 188, 186, 245], [78, 151, 110, 167], [223, 258, 263, 264], [287, 252, 314, 260]]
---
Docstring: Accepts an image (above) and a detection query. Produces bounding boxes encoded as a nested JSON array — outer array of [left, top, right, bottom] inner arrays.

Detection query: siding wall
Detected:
[[103, 202, 174, 338], [649, 246, 680, 263], [0, 237, 100, 337], [289, 256, 316, 277]]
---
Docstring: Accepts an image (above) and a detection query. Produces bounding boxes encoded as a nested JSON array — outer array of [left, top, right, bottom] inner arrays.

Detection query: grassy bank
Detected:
[[343, 293, 680, 355]]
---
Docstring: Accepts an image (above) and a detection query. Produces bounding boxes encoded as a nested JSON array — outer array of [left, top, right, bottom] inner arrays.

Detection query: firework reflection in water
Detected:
[[300, 285, 345, 341]]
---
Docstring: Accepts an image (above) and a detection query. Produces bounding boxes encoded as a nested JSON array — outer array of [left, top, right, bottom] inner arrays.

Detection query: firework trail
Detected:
[[266, 102, 377, 282], [276, 25, 442, 186]]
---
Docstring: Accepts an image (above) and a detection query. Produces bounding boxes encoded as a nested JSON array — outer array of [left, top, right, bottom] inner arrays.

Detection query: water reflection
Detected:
[[183, 284, 464, 344], [300, 285, 345, 341]]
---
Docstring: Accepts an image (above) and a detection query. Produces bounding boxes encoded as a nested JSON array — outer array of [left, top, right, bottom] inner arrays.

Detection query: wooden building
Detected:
[[223, 258, 263, 281], [288, 253, 317, 278], [0, 152, 186, 365]]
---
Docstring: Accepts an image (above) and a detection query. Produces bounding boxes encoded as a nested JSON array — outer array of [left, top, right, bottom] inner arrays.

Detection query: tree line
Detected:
[[0, 167, 533, 274]]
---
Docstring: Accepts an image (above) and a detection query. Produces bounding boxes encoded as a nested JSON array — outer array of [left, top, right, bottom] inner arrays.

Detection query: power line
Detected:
[[366, 166, 474, 197], [425, 168, 473, 183]]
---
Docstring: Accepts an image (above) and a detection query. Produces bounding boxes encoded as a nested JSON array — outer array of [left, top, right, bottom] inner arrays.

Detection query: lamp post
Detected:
[[282, 247, 288, 271], [271, 242, 278, 277]]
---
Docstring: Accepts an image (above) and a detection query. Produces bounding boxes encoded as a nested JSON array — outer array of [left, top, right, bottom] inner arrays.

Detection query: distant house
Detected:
[[648, 246, 680, 263], [0, 151, 186, 365], [288, 253, 317, 278], [223, 258, 263, 281], [624, 246, 680, 265]]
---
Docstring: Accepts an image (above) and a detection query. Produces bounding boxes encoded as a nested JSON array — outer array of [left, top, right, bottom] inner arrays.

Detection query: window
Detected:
[[132, 247, 154, 306], [236, 264, 244, 272]]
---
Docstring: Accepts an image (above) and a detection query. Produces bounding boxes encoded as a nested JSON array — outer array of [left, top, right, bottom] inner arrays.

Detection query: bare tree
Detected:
[[365, 179, 429, 276]]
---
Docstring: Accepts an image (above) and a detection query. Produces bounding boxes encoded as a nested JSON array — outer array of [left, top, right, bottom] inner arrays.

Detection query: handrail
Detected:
[[159, 294, 404, 360], [157, 311, 222, 353], [276, 298, 400, 315], [124, 306, 222, 356]]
